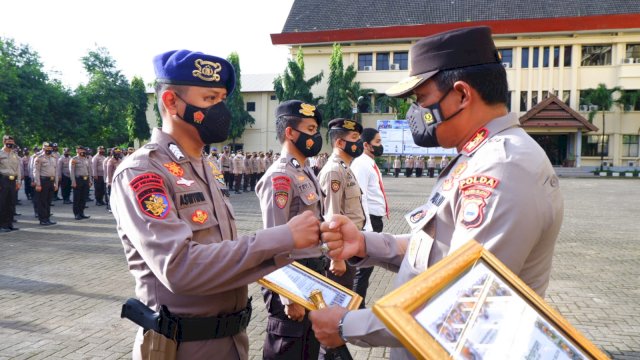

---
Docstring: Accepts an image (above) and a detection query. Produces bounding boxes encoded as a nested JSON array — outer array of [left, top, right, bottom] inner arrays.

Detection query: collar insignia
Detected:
[[168, 143, 185, 160]]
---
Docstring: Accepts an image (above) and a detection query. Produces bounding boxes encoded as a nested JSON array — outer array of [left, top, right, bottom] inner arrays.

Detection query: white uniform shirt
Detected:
[[351, 154, 387, 231]]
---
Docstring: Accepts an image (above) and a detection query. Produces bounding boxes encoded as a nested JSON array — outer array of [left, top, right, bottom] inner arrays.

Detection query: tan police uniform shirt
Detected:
[[318, 153, 366, 230], [340, 113, 564, 360], [232, 154, 244, 175], [69, 155, 91, 187], [57, 156, 71, 178], [34, 154, 57, 187], [393, 158, 401, 168], [92, 154, 106, 177], [110, 129, 296, 360], [0, 150, 22, 179], [220, 152, 231, 172], [105, 157, 121, 185], [243, 157, 252, 175]]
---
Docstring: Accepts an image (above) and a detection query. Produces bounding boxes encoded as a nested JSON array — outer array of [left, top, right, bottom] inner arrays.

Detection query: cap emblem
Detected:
[[299, 103, 316, 117], [192, 59, 221, 82]]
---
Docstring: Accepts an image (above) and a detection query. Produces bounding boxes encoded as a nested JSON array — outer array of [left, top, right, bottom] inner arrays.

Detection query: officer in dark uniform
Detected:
[[255, 100, 325, 360], [70, 145, 91, 220]]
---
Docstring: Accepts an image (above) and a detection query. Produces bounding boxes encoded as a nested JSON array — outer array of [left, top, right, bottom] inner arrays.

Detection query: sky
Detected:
[[0, 0, 296, 88]]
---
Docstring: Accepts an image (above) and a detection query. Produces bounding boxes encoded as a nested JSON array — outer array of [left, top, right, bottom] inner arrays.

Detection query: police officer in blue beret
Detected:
[[111, 50, 327, 359]]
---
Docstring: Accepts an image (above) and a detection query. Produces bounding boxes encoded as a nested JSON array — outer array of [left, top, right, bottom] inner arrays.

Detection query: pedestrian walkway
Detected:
[[0, 177, 638, 359]]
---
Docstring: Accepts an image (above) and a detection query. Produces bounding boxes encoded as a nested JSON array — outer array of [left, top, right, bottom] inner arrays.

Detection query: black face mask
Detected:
[[371, 144, 384, 157], [342, 139, 364, 158], [45, 150, 52, 155], [64, 153, 70, 157], [406, 88, 462, 148], [291, 128, 323, 158], [176, 94, 231, 144], [79, 152, 85, 157], [5, 143, 14, 149]]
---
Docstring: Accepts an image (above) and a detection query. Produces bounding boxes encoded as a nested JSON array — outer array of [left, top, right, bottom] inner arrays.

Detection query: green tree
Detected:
[[376, 96, 412, 119], [75, 47, 131, 148], [273, 47, 323, 105], [582, 83, 625, 171], [127, 76, 151, 145], [226, 52, 255, 148]]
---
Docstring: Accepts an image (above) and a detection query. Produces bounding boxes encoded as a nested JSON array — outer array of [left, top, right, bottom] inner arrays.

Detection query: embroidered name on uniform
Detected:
[[179, 192, 206, 206], [458, 175, 499, 190], [298, 182, 313, 192], [430, 192, 445, 207]]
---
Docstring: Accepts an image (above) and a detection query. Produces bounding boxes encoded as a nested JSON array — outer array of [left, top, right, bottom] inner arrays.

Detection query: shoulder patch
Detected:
[[290, 158, 301, 169], [137, 187, 170, 219], [340, 161, 348, 170], [272, 175, 291, 192], [275, 191, 289, 209], [459, 175, 500, 191], [129, 173, 164, 192], [460, 196, 486, 229], [331, 180, 341, 193]]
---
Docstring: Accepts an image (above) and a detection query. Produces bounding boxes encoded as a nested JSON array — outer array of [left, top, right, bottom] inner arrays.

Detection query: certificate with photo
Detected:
[[258, 261, 362, 311], [373, 240, 609, 360]]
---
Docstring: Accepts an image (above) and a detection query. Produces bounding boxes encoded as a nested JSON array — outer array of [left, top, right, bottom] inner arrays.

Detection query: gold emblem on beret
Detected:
[[192, 59, 222, 82], [343, 120, 356, 130], [299, 103, 316, 117]]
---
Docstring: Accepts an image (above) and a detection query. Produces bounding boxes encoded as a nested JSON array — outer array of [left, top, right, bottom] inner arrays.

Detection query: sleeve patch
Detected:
[[460, 196, 486, 229], [275, 191, 289, 209], [137, 187, 170, 219], [129, 173, 164, 192], [458, 175, 499, 191], [331, 180, 341, 192], [272, 175, 291, 191]]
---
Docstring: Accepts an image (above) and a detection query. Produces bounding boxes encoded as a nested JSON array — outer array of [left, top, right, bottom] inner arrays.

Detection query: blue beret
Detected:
[[153, 50, 236, 95], [275, 100, 322, 125]]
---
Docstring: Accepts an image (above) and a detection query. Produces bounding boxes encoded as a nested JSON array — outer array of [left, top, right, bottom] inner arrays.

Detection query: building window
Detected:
[[498, 48, 513, 68], [542, 47, 550, 67], [581, 135, 609, 156], [358, 53, 373, 70], [506, 91, 513, 112], [562, 90, 571, 107], [622, 90, 640, 110], [246, 102, 256, 112], [622, 135, 639, 157], [625, 44, 640, 61], [520, 91, 528, 111], [563, 46, 572, 67], [270, 95, 276, 100], [376, 53, 390, 70], [552, 46, 573, 67], [581, 45, 612, 66], [393, 52, 408, 70], [521, 48, 540, 68], [531, 92, 539, 107]]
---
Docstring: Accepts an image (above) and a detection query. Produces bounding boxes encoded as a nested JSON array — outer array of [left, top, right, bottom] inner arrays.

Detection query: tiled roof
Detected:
[[282, 0, 640, 33]]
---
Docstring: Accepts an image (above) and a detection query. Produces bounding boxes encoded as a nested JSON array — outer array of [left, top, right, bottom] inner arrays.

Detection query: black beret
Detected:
[[328, 118, 363, 134], [386, 26, 501, 97], [275, 100, 322, 125]]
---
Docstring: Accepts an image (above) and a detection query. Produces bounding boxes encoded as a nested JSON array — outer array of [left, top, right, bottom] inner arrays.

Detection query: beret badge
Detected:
[[299, 103, 316, 117], [192, 59, 222, 82]]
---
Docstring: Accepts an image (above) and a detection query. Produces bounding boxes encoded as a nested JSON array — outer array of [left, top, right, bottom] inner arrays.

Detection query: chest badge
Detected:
[[163, 162, 184, 177], [176, 178, 195, 187], [191, 209, 209, 224]]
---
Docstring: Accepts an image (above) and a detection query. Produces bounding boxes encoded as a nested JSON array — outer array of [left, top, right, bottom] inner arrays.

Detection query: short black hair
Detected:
[[328, 128, 350, 147], [360, 128, 379, 144], [432, 63, 508, 105], [276, 115, 303, 143]]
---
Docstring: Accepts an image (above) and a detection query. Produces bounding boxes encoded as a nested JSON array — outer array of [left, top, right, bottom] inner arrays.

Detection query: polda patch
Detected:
[[129, 173, 164, 192], [275, 190, 289, 209], [460, 196, 486, 229], [331, 180, 341, 193], [137, 187, 170, 219]]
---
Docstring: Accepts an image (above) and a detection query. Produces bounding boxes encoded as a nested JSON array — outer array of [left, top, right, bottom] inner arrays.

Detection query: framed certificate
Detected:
[[258, 261, 362, 311], [373, 240, 609, 360]]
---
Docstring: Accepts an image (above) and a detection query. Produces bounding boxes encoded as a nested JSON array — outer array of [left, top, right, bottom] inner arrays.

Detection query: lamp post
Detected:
[[600, 107, 605, 172]]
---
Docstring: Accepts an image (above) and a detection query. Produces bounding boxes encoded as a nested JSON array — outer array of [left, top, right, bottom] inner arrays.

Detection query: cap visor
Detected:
[[385, 70, 438, 97]]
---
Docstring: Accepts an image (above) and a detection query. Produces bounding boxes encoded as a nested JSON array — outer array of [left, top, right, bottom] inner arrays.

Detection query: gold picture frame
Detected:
[[258, 261, 362, 311], [373, 240, 609, 360]]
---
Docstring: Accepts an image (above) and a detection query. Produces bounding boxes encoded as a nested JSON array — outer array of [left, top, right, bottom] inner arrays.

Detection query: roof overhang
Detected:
[[520, 94, 599, 132], [271, 13, 640, 45]]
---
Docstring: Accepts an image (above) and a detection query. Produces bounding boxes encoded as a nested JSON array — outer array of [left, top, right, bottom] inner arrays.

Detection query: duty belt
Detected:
[[4, 175, 17, 181], [41, 176, 55, 181], [77, 176, 88, 180]]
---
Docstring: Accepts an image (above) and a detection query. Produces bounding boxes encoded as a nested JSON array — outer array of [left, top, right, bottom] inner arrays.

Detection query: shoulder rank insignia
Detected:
[[191, 209, 209, 224], [340, 161, 348, 170], [462, 128, 489, 154], [168, 143, 185, 160], [290, 158, 301, 169], [163, 162, 184, 177], [331, 180, 341, 192]]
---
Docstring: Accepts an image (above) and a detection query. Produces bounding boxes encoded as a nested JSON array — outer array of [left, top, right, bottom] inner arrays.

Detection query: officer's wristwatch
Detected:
[[338, 311, 349, 343]]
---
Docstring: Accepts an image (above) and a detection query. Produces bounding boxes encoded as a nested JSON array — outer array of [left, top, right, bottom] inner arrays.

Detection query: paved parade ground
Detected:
[[0, 176, 639, 359]]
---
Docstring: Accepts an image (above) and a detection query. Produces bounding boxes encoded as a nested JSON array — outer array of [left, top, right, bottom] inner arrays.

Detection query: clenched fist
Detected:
[[288, 210, 321, 249]]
